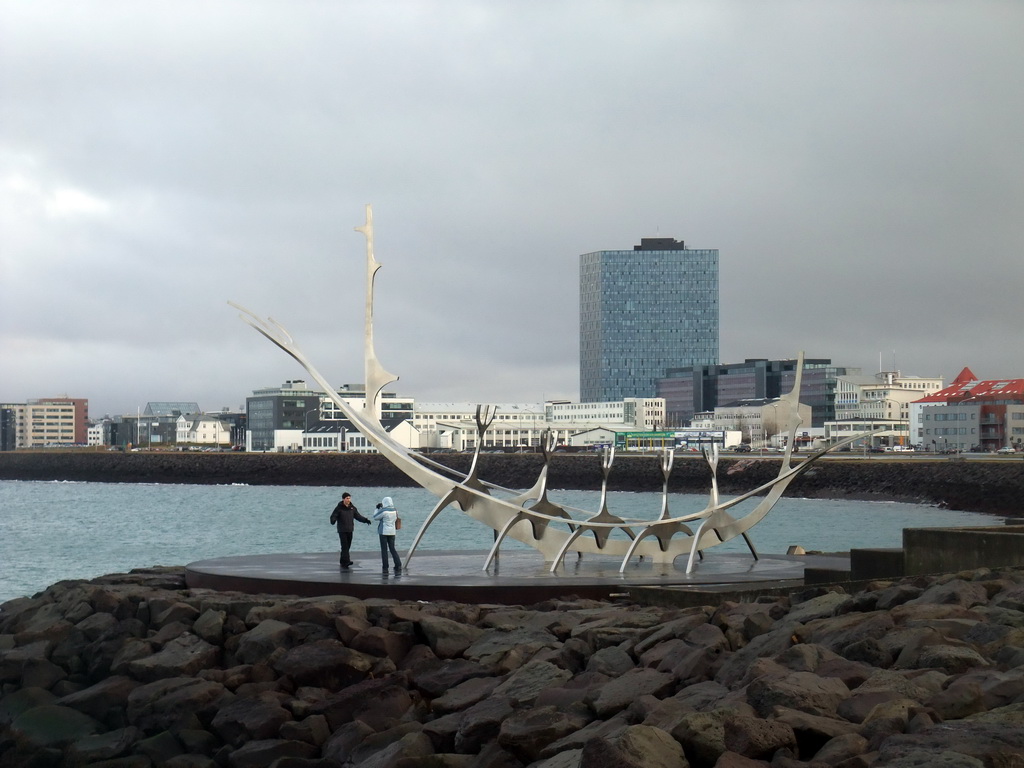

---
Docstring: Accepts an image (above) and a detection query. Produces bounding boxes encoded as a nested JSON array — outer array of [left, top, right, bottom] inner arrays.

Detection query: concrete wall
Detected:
[[904, 525, 1024, 575]]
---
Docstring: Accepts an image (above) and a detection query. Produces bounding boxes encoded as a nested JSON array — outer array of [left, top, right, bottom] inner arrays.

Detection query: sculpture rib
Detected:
[[233, 206, 881, 573]]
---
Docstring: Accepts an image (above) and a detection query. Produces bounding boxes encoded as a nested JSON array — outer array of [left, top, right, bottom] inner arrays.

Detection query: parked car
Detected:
[[996, 446, 1018, 454], [732, 444, 752, 453]]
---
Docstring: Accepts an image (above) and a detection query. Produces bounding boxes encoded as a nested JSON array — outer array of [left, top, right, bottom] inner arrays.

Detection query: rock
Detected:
[[152, 601, 201, 628], [875, 720, 1024, 767], [335, 612, 372, 643], [210, 691, 293, 747], [785, 591, 850, 624], [0, 639, 51, 684], [661, 683, 722, 714], [9, 703, 102, 749], [909, 579, 989, 608], [67, 725, 145, 762], [76, 611, 120, 641], [320, 719, 375, 763], [745, 671, 850, 717], [193, 609, 226, 644], [309, 675, 414, 732], [810, 732, 870, 765], [272, 638, 375, 688], [710, 754, 770, 767], [224, 738, 320, 767], [722, 715, 797, 761], [493, 659, 573, 705], [127, 633, 221, 681], [56, 674, 141, 723], [407, 657, 496, 698], [125, 677, 234, 732], [497, 704, 590, 762], [430, 674, 502, 714], [911, 643, 990, 674], [349, 729, 434, 767], [579, 724, 689, 768], [588, 645, 637, 677], [135, 728, 186, 764], [0, 686, 57, 727], [350, 625, 413, 664], [419, 614, 486, 659], [794, 611, 896, 654], [669, 707, 736, 766], [464, 626, 559, 665], [715, 623, 801, 688], [278, 713, 331, 746], [586, 667, 676, 718], [772, 706, 857, 757], [454, 695, 515, 753], [422, 710, 464, 753], [633, 610, 714, 657], [234, 619, 293, 665]]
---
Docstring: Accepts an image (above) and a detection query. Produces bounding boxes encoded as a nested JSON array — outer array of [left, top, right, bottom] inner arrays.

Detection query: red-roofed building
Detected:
[[911, 370, 1024, 452]]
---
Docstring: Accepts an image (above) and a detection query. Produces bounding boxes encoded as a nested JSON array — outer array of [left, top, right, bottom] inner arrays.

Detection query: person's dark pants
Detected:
[[379, 535, 401, 570], [338, 531, 354, 567]]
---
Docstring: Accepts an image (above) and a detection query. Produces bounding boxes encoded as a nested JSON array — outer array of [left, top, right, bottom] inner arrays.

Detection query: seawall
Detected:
[[1, 451, 1022, 515]]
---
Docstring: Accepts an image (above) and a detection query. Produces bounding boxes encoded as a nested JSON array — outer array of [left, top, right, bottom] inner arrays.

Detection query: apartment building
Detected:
[[915, 373, 1024, 452], [3, 397, 90, 448]]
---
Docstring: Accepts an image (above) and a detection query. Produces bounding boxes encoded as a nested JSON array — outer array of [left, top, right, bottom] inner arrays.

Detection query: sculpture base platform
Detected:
[[185, 549, 851, 604]]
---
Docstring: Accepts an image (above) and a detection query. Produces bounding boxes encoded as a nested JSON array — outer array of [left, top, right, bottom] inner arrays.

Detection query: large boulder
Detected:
[[125, 677, 234, 732], [9, 703, 102, 749], [272, 638, 375, 689], [127, 634, 220, 681]]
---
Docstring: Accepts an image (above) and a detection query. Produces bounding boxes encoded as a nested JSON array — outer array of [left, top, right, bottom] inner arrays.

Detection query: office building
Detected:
[[580, 237, 718, 403], [658, 358, 859, 428]]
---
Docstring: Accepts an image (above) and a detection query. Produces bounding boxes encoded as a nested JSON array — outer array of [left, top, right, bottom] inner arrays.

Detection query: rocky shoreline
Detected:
[[2, 565, 1024, 767], [1, 451, 1023, 515]]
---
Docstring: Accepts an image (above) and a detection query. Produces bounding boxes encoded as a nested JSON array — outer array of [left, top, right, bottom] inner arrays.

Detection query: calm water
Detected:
[[0, 480, 1002, 604]]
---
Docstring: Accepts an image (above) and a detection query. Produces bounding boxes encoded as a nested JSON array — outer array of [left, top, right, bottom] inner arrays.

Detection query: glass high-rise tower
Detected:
[[580, 237, 719, 403]]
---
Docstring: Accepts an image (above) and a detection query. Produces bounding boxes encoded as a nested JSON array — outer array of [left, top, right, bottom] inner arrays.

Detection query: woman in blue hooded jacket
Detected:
[[372, 496, 402, 573]]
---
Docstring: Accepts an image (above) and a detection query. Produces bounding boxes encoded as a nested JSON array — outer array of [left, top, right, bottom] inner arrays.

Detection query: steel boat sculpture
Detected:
[[231, 205, 873, 574]]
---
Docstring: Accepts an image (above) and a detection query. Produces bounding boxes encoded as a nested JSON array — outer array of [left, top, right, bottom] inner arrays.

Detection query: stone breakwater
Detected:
[[3, 568, 1024, 767], [2, 452, 1023, 515]]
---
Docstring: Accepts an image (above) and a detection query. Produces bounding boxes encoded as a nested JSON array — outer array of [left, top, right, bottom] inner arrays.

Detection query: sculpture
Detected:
[[231, 205, 874, 574]]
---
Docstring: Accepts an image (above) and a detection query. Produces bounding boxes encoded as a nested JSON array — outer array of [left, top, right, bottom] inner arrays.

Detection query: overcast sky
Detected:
[[2, 1, 1022, 418]]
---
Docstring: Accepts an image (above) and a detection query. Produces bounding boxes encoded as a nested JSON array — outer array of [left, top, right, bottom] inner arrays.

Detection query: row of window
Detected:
[[926, 412, 974, 421]]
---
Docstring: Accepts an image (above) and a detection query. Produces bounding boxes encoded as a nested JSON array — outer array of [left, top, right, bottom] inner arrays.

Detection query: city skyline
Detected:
[[2, 2, 1022, 418]]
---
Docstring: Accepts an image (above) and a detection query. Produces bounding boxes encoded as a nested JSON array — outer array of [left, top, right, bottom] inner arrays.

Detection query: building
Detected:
[[580, 237, 719, 403], [176, 414, 234, 447], [545, 398, 665, 431], [413, 399, 667, 452], [712, 398, 813, 448], [113, 402, 201, 449], [658, 358, 859, 428], [825, 370, 945, 449], [246, 380, 416, 452], [6, 397, 90, 448], [915, 372, 1024, 453], [0, 406, 17, 451], [246, 381, 325, 452]]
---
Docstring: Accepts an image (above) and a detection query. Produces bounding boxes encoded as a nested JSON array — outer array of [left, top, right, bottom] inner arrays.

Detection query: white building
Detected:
[[713, 399, 814, 448], [826, 371, 944, 447], [413, 398, 668, 451], [177, 414, 233, 447]]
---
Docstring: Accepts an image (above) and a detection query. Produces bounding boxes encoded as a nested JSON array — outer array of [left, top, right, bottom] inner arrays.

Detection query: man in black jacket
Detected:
[[329, 492, 371, 568]]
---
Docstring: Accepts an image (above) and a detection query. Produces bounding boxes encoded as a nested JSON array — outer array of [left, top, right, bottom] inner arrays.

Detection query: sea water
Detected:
[[0, 480, 1001, 604]]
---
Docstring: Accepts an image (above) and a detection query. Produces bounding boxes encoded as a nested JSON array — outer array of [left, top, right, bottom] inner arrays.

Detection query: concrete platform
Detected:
[[184, 549, 852, 604]]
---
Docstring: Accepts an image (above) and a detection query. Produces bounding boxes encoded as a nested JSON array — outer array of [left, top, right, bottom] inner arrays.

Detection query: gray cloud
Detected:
[[2, 1, 1022, 418]]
